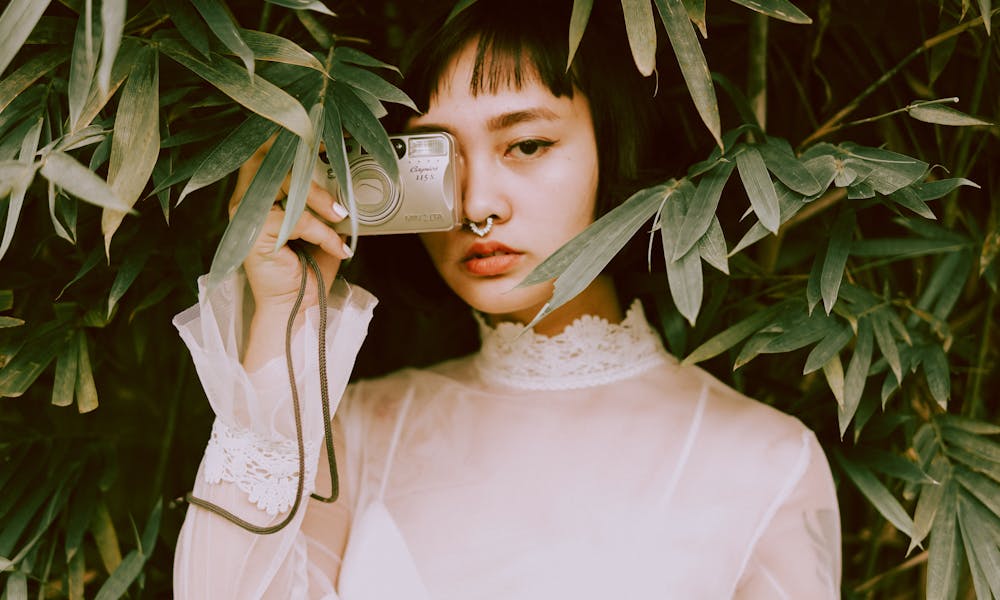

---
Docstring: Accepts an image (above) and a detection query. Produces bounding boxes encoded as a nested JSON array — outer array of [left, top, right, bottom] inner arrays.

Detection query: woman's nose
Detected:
[[460, 153, 511, 225]]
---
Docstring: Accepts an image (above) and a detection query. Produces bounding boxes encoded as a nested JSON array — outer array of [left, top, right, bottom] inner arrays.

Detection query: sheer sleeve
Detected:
[[734, 431, 842, 600], [172, 271, 376, 599]]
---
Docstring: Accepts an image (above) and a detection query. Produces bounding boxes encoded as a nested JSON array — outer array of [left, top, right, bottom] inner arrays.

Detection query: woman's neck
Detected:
[[484, 275, 623, 337]]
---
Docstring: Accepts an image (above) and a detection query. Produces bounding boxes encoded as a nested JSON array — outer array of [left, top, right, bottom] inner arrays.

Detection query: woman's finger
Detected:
[[262, 205, 351, 260]]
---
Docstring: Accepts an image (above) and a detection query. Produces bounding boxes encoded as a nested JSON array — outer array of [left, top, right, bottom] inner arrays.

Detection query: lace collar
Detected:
[[473, 300, 672, 391]]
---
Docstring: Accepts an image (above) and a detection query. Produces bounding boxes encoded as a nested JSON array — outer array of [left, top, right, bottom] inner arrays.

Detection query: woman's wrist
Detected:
[[244, 302, 311, 372]]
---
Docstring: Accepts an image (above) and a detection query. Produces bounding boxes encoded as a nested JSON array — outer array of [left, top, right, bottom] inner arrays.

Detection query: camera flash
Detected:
[[409, 137, 448, 157]]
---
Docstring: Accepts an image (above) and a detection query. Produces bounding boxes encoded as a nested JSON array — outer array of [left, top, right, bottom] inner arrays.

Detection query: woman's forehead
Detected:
[[429, 38, 553, 102]]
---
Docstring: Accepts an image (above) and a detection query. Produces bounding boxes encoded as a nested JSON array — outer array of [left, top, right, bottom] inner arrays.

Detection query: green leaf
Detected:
[[908, 102, 993, 127], [322, 97, 357, 245], [944, 425, 1000, 464], [567, 0, 594, 69], [621, 0, 657, 76], [851, 237, 970, 259], [888, 187, 936, 220], [948, 446, 1000, 484], [820, 211, 854, 314], [446, 0, 480, 23], [731, 182, 804, 255], [822, 354, 845, 406], [0, 320, 71, 397], [102, 45, 160, 255], [179, 115, 279, 203], [837, 453, 915, 536], [51, 334, 79, 407], [957, 493, 1000, 599], [39, 151, 130, 211], [74, 331, 98, 413], [240, 29, 324, 72], [0, 289, 10, 310], [94, 550, 144, 600], [921, 344, 950, 409], [871, 309, 903, 383], [159, 39, 312, 142], [265, 0, 336, 16], [330, 82, 396, 181], [803, 319, 852, 375], [662, 188, 703, 325], [697, 216, 729, 274], [927, 482, 963, 600], [0, 117, 40, 262], [682, 0, 707, 37], [840, 316, 873, 436], [763, 310, 843, 354], [276, 102, 324, 250], [955, 469, 1000, 520], [976, 0, 992, 35], [74, 39, 138, 133], [672, 160, 734, 260], [735, 146, 780, 234], [0, 48, 65, 116], [910, 458, 950, 554], [190, 0, 255, 77], [856, 447, 936, 485], [107, 244, 151, 319], [521, 183, 672, 328], [208, 130, 298, 287], [682, 300, 790, 364], [728, 0, 812, 23], [68, 7, 101, 131], [90, 500, 122, 575], [913, 178, 979, 202], [4, 571, 26, 598], [97, 0, 125, 94], [0, 0, 53, 77], [329, 62, 416, 111], [939, 414, 1000, 436], [654, 0, 722, 147], [757, 136, 822, 196], [333, 47, 400, 73], [842, 144, 928, 195], [167, 0, 211, 58]]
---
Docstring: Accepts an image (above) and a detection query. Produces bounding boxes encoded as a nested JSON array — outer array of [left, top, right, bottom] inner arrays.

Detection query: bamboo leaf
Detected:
[[728, 0, 812, 23], [167, 0, 211, 58], [851, 238, 969, 258], [764, 310, 843, 354], [446, 0, 480, 22], [682, 300, 790, 364], [322, 96, 357, 245], [68, 551, 85, 600], [871, 309, 902, 383], [927, 481, 962, 600], [276, 102, 324, 250], [697, 216, 729, 274], [842, 144, 928, 195], [159, 39, 312, 142], [90, 500, 121, 575], [68, 8, 101, 130], [908, 102, 993, 126], [0, 48, 65, 116], [333, 47, 400, 73], [888, 187, 936, 220], [939, 414, 1000, 435], [330, 82, 396, 181], [74, 331, 98, 413], [178, 115, 279, 203], [945, 427, 1000, 463], [912, 178, 979, 202], [102, 45, 160, 255], [910, 458, 950, 554], [735, 146, 780, 233], [97, 0, 125, 94], [94, 550, 144, 600], [682, 0, 707, 37], [0, 0, 53, 77], [822, 354, 845, 406], [107, 243, 151, 319], [654, 0, 722, 147], [921, 344, 950, 409], [522, 183, 672, 328], [207, 130, 298, 287], [672, 160, 734, 260], [976, 0, 992, 34], [956, 494, 1000, 599], [955, 469, 1000, 519], [948, 446, 1000, 484], [731, 181, 804, 254], [51, 333, 79, 407], [240, 29, 324, 71], [329, 62, 416, 111], [840, 316, 873, 436], [820, 211, 854, 314], [758, 136, 823, 196], [665, 236, 703, 326], [190, 0, 255, 77], [567, 0, 594, 69], [75, 38, 138, 133], [0, 117, 40, 262], [39, 151, 130, 211], [265, 0, 336, 16], [48, 181, 76, 243], [621, 0, 657, 76], [837, 454, 915, 536]]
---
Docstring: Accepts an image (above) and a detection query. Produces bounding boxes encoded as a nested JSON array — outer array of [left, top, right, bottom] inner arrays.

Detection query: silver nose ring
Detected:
[[464, 216, 494, 237]]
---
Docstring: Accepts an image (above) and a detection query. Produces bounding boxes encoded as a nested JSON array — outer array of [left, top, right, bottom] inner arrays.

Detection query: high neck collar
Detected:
[[473, 300, 672, 391]]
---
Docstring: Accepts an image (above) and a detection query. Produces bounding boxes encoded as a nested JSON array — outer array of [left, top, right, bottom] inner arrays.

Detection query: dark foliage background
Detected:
[[1, 0, 998, 598]]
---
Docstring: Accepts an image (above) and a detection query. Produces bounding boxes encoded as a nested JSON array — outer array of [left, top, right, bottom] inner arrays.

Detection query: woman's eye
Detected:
[[507, 139, 554, 158]]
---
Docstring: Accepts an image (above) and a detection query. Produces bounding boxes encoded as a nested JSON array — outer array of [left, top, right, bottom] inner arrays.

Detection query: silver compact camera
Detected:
[[314, 132, 461, 235]]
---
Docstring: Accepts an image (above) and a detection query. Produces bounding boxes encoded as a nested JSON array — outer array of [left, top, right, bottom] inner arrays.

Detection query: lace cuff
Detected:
[[203, 418, 318, 516]]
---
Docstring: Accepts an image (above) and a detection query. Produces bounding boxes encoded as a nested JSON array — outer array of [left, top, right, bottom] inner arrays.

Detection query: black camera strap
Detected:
[[185, 242, 340, 534]]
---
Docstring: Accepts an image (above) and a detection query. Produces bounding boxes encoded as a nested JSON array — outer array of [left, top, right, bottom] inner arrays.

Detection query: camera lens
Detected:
[[350, 157, 401, 225]]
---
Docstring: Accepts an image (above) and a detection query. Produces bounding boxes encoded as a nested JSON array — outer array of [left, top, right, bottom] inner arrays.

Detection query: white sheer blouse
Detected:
[[173, 272, 841, 599]]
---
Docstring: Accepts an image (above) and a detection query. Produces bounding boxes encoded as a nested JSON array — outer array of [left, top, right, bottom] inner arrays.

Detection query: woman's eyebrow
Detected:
[[486, 107, 560, 131]]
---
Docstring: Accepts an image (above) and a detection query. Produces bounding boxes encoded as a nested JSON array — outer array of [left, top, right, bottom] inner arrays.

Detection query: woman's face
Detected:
[[410, 42, 600, 326]]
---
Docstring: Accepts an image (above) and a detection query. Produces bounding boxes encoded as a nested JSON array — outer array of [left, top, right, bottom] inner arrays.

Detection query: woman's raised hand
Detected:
[[231, 140, 353, 318]]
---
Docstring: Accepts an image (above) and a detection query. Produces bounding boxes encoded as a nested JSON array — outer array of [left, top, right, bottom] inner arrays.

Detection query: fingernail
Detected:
[[332, 202, 349, 219], [342, 242, 354, 259]]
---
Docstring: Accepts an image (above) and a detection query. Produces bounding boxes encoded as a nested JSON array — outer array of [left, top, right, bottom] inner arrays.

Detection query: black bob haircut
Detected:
[[397, 0, 660, 217]]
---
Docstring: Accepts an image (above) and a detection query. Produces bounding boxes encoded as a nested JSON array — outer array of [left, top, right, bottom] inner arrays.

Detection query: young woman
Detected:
[[173, 1, 841, 598]]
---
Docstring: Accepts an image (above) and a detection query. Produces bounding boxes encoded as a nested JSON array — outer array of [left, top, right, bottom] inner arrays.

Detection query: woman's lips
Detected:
[[462, 242, 523, 276]]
